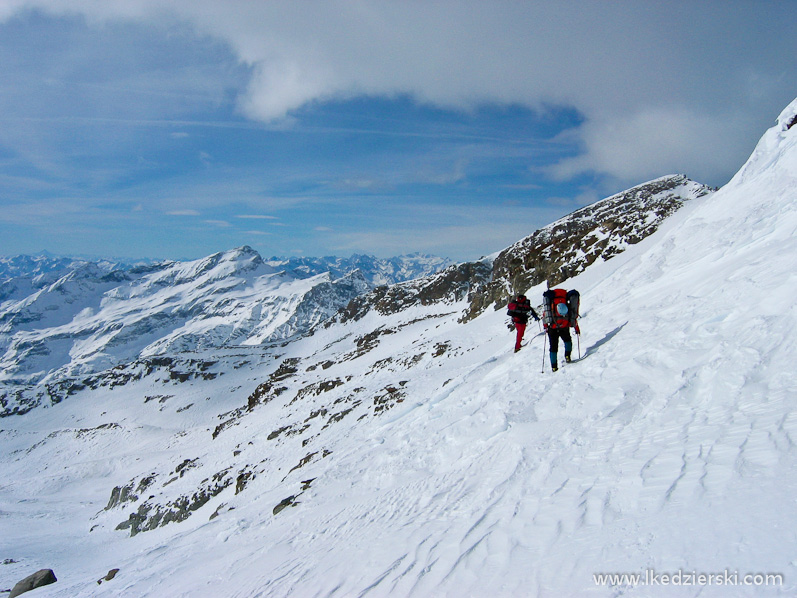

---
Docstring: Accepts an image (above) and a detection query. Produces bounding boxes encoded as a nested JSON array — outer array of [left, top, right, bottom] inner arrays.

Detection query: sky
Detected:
[[0, 1, 794, 263]]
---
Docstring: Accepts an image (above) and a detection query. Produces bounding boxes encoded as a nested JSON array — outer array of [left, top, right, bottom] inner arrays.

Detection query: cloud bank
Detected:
[[2, 1, 795, 186]]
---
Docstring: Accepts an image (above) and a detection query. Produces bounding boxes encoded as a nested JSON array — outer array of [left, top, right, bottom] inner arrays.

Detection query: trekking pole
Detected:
[[541, 332, 547, 373], [577, 332, 581, 360]]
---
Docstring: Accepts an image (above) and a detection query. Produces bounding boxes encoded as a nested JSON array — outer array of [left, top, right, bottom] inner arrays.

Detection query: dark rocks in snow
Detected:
[[373, 383, 408, 415], [105, 473, 156, 510], [97, 568, 119, 585], [289, 452, 318, 474], [273, 479, 315, 515], [115, 472, 233, 536], [105, 482, 137, 510], [273, 495, 298, 515], [238, 356, 301, 412], [462, 174, 714, 321], [9, 569, 57, 598], [271, 357, 301, 380], [235, 470, 254, 495], [290, 378, 345, 406], [333, 261, 492, 324]]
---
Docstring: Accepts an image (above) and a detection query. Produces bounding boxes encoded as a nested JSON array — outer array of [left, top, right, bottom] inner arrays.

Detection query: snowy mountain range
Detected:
[[1, 99, 795, 598], [0, 252, 447, 392], [265, 253, 452, 287]]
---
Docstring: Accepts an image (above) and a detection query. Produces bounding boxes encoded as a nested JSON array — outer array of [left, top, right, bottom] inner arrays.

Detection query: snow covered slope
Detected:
[[1, 100, 795, 597]]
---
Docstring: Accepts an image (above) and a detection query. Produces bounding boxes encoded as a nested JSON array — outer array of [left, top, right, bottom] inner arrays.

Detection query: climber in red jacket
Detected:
[[506, 294, 539, 352]]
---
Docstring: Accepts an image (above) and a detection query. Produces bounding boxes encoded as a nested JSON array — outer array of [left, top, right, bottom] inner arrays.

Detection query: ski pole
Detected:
[[541, 331, 547, 373], [577, 332, 581, 360]]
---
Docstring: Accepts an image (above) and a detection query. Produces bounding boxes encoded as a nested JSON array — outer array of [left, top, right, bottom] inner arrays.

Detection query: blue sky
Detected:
[[0, 1, 794, 262]]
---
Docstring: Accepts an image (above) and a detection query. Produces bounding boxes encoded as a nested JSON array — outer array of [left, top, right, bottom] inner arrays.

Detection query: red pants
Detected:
[[514, 322, 527, 351]]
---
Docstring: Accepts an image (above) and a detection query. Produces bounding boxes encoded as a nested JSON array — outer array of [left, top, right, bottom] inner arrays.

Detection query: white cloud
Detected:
[[1, 1, 795, 185], [549, 107, 753, 184], [204, 219, 232, 228]]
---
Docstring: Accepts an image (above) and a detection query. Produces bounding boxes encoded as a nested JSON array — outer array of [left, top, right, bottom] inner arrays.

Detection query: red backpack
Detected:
[[542, 288, 579, 329]]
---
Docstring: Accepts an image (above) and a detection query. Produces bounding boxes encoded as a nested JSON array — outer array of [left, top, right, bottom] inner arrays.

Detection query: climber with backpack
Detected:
[[542, 288, 580, 371], [506, 293, 540, 353]]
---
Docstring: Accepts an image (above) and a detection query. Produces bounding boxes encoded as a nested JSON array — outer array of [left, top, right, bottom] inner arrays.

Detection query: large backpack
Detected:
[[542, 288, 579, 329], [506, 295, 532, 323]]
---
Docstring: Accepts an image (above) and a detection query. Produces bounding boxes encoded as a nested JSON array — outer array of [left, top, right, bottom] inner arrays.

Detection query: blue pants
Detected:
[[547, 327, 572, 367]]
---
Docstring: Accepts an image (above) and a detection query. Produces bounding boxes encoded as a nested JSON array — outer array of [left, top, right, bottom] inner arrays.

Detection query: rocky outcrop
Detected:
[[461, 175, 714, 320], [332, 261, 492, 324]]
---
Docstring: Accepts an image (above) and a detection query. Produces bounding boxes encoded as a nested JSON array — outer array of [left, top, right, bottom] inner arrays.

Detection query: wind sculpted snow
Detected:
[[0, 99, 795, 596]]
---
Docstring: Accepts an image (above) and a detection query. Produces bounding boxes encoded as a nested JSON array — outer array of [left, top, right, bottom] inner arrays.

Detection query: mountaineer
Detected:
[[542, 288, 580, 371], [507, 294, 539, 352]]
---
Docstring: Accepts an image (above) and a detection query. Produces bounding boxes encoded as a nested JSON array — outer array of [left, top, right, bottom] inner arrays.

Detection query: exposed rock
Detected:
[[273, 479, 315, 515], [373, 383, 408, 415], [235, 470, 254, 495], [273, 495, 297, 515], [9, 569, 57, 598], [115, 469, 233, 536], [332, 261, 492, 324], [462, 175, 714, 321], [97, 568, 119, 584], [105, 482, 137, 510]]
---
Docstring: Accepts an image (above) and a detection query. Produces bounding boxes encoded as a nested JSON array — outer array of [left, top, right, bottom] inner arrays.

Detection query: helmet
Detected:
[[556, 303, 569, 316], [517, 294, 526, 300]]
